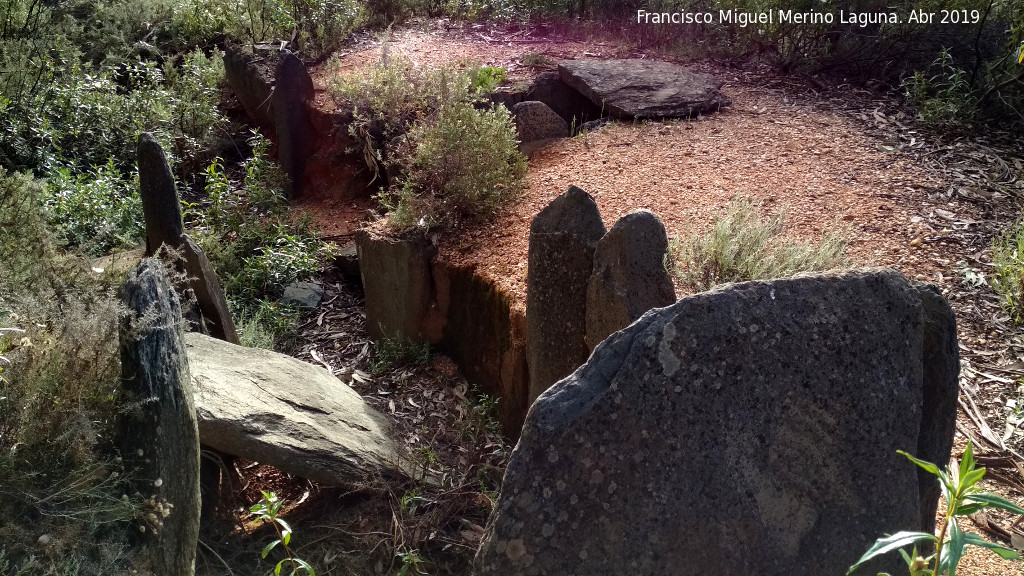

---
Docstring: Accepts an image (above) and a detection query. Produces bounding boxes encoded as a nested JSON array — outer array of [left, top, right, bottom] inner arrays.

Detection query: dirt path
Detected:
[[298, 22, 1024, 575]]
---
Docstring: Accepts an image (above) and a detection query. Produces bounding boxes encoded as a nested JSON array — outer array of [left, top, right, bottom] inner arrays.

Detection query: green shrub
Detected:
[[385, 101, 526, 229], [671, 197, 851, 292], [370, 335, 432, 374], [42, 160, 144, 256], [903, 49, 980, 130], [0, 168, 140, 572], [992, 218, 1024, 322]]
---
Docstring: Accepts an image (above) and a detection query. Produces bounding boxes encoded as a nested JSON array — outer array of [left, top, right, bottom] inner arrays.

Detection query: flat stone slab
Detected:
[[187, 333, 406, 483], [559, 59, 731, 119]]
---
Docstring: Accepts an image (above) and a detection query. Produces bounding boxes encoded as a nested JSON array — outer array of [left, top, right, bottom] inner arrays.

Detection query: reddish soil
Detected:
[[293, 22, 1024, 575]]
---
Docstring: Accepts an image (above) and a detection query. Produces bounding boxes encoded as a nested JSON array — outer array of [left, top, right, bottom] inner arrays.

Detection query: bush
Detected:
[[671, 197, 851, 292], [330, 57, 524, 229], [43, 160, 145, 256], [0, 168, 140, 572], [370, 335, 432, 374], [992, 218, 1024, 323], [904, 49, 980, 130], [385, 101, 526, 229]]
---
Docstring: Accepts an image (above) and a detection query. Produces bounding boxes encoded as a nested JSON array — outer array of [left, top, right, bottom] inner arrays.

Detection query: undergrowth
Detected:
[[329, 54, 525, 230], [670, 197, 852, 292], [992, 217, 1024, 323]]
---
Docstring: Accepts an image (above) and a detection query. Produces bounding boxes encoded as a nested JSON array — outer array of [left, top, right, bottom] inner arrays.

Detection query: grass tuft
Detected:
[[670, 197, 852, 292]]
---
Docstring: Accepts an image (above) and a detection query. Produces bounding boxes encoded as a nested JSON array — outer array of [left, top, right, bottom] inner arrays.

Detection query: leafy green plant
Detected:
[[43, 159, 144, 256], [903, 49, 980, 130], [370, 335, 431, 375], [670, 197, 850, 292], [992, 219, 1024, 323], [385, 101, 526, 229], [848, 442, 1024, 576], [468, 65, 506, 92], [396, 547, 427, 576], [251, 491, 316, 576]]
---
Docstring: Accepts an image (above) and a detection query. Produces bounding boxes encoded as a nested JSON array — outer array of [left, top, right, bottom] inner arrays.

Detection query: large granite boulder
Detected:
[[187, 333, 406, 483], [585, 209, 676, 350], [476, 269, 958, 576], [526, 186, 606, 403], [558, 59, 731, 119], [118, 259, 200, 576]]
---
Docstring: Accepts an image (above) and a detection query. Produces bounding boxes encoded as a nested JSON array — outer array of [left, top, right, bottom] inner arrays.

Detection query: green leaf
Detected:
[[898, 450, 941, 476], [277, 518, 293, 534], [943, 518, 965, 576], [968, 493, 1024, 515], [262, 539, 281, 559], [960, 467, 986, 492], [275, 559, 285, 575], [283, 530, 291, 546], [250, 503, 264, 513], [294, 558, 316, 575], [953, 502, 987, 516], [847, 532, 939, 575], [958, 442, 975, 485], [963, 533, 1023, 560]]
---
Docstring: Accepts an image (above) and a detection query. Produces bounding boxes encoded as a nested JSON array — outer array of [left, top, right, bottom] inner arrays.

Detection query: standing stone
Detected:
[[525, 70, 603, 128], [118, 259, 200, 576], [137, 134, 239, 344], [476, 270, 958, 576], [179, 236, 239, 344], [138, 132, 185, 254], [272, 51, 315, 199], [526, 186, 605, 402], [585, 210, 675, 350], [511, 101, 569, 151], [355, 228, 435, 341]]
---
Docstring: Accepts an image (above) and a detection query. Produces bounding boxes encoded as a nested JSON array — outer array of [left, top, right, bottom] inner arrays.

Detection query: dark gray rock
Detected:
[[282, 281, 325, 309], [914, 282, 960, 532], [180, 236, 239, 344], [356, 229, 435, 341], [138, 133, 185, 254], [272, 51, 315, 198], [223, 43, 275, 130], [187, 332, 407, 483], [490, 87, 526, 111], [558, 59, 731, 119], [334, 242, 361, 280], [585, 210, 675, 350], [118, 259, 200, 576], [476, 270, 958, 576], [526, 186, 605, 402], [512, 101, 569, 153], [525, 70, 603, 128]]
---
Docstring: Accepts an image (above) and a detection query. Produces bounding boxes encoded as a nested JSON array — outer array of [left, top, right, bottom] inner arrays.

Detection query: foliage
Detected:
[[385, 101, 526, 229], [848, 442, 1024, 576], [330, 56, 524, 229], [904, 49, 980, 130], [0, 168, 140, 572], [251, 491, 317, 576], [670, 197, 851, 292], [991, 218, 1024, 323], [42, 160, 145, 256], [193, 135, 334, 350], [370, 336, 432, 375]]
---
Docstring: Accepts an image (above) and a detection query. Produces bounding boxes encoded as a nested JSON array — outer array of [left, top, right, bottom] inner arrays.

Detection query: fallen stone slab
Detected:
[[282, 281, 325, 309], [476, 269, 958, 576], [559, 59, 731, 119], [187, 333, 406, 483], [511, 101, 568, 153]]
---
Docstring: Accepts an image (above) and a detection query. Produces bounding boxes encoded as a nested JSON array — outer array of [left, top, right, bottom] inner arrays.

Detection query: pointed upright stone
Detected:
[[585, 209, 676, 350], [138, 132, 185, 254], [526, 185, 605, 402]]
